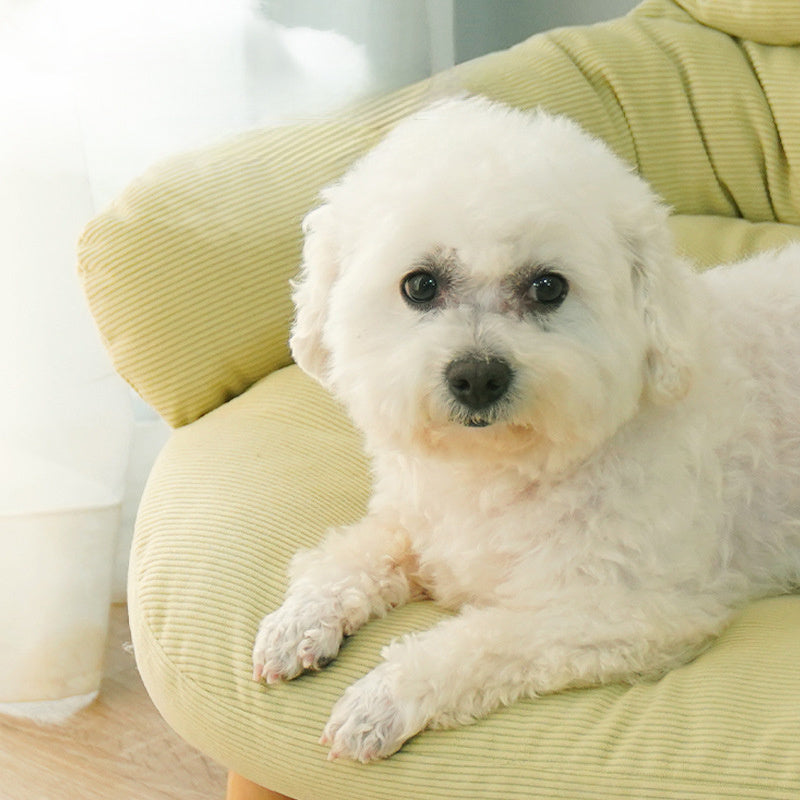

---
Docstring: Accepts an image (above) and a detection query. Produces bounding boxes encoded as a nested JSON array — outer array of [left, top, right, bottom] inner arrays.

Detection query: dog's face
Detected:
[[291, 98, 698, 475]]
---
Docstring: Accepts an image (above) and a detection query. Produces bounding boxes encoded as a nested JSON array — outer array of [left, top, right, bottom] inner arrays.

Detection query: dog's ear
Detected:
[[289, 203, 340, 387], [627, 208, 698, 405]]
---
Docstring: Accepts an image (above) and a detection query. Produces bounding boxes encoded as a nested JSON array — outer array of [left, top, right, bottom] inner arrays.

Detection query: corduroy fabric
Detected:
[[131, 365, 800, 799], [674, 0, 800, 45], [668, 215, 800, 268], [78, 0, 800, 427]]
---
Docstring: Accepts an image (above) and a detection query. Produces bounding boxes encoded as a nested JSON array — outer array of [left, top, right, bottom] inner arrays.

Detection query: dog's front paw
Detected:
[[252, 596, 344, 684], [321, 664, 427, 762]]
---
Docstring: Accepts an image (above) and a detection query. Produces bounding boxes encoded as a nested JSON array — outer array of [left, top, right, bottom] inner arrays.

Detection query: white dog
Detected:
[[252, 96, 800, 762]]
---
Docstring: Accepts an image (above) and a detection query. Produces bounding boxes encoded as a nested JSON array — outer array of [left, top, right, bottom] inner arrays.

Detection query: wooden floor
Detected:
[[0, 604, 227, 800]]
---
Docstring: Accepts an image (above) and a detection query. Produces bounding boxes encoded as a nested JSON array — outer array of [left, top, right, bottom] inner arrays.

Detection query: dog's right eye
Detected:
[[402, 270, 439, 306]]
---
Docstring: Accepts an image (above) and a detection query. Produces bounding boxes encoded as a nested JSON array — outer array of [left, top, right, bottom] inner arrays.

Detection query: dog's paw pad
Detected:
[[321, 665, 425, 762], [252, 599, 344, 683]]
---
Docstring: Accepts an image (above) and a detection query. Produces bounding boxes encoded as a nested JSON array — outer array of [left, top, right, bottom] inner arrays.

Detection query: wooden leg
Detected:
[[226, 771, 296, 800]]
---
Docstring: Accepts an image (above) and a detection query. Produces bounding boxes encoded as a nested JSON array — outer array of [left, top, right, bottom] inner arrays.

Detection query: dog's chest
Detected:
[[414, 532, 516, 609], [401, 465, 543, 608]]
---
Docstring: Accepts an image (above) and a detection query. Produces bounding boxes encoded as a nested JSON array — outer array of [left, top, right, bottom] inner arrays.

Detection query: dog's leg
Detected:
[[321, 592, 735, 762], [252, 516, 416, 683]]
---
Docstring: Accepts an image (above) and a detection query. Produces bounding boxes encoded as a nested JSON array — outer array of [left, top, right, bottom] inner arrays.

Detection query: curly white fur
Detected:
[[252, 97, 800, 762]]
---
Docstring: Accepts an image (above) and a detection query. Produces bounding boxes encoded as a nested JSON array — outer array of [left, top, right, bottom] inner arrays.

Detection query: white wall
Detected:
[[454, 0, 639, 62]]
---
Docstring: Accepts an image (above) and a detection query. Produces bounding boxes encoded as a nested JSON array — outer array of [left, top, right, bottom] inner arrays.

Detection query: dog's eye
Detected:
[[402, 270, 439, 305], [529, 273, 568, 307]]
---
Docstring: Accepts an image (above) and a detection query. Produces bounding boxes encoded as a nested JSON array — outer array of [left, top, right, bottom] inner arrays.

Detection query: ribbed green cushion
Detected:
[[669, 215, 800, 267], [674, 0, 800, 45]]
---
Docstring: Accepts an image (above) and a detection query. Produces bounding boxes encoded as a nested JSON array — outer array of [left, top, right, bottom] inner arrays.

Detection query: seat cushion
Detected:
[[131, 217, 800, 798], [668, 214, 800, 267]]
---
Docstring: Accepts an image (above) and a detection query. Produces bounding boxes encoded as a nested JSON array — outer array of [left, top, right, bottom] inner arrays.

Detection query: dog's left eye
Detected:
[[402, 270, 439, 305], [528, 273, 568, 307]]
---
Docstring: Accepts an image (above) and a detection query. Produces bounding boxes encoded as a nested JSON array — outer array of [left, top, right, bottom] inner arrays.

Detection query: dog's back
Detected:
[[701, 243, 800, 592]]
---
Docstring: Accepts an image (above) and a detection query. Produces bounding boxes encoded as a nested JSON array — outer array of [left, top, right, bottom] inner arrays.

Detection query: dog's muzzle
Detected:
[[445, 355, 513, 426]]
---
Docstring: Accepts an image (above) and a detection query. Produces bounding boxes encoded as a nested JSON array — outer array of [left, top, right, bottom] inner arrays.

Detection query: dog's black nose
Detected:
[[445, 355, 512, 410]]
